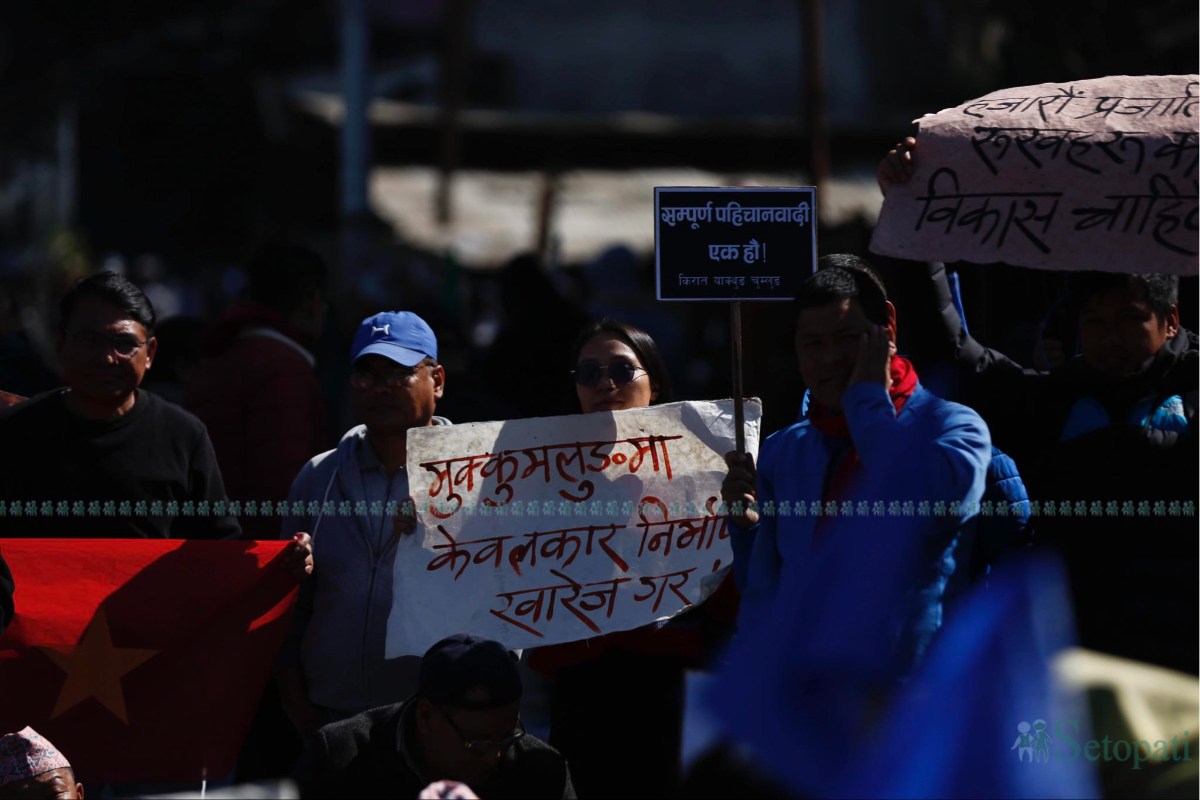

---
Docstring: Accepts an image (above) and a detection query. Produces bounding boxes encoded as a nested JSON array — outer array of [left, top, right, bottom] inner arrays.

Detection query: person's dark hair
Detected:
[[246, 243, 329, 316], [1071, 271, 1179, 322], [59, 271, 156, 334], [794, 254, 889, 325], [573, 318, 674, 404]]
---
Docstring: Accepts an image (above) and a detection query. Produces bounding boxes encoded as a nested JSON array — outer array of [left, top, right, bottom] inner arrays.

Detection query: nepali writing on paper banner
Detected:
[[386, 399, 762, 656], [871, 74, 1199, 275]]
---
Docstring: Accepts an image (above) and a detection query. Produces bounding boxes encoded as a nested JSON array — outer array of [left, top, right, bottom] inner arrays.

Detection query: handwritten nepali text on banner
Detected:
[[386, 399, 762, 656], [870, 74, 1199, 275]]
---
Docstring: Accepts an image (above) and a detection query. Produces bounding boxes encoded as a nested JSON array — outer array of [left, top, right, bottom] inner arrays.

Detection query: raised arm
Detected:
[[876, 137, 1039, 383]]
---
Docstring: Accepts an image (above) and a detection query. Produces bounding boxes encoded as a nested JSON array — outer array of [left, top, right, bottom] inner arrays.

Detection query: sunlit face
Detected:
[[574, 333, 657, 413], [56, 296, 156, 406], [794, 298, 893, 413], [1077, 285, 1178, 378], [416, 699, 522, 790], [350, 354, 445, 433]]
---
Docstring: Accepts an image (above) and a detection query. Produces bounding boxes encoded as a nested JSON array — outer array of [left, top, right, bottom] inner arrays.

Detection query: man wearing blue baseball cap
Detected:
[[279, 311, 452, 736]]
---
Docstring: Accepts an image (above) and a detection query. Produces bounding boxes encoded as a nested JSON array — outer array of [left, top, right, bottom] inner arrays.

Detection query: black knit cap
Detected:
[[417, 634, 522, 711]]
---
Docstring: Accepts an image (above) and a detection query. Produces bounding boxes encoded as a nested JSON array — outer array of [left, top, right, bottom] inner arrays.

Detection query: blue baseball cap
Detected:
[[350, 311, 438, 367]]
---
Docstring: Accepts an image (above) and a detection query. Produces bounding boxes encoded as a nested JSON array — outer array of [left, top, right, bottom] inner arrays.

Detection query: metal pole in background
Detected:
[[340, 0, 370, 220], [802, 0, 830, 197], [338, 0, 372, 306], [436, 0, 474, 227]]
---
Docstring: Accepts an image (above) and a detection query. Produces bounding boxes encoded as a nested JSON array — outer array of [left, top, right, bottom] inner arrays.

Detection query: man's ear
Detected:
[[1164, 305, 1179, 339], [144, 336, 158, 370], [431, 364, 446, 400]]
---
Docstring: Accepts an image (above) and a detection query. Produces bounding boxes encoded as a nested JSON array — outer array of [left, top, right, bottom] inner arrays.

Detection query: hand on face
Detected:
[[796, 299, 895, 412], [846, 325, 894, 391]]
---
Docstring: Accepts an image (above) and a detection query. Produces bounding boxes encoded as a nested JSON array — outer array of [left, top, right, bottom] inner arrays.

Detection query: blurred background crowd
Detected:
[[0, 0, 1195, 440]]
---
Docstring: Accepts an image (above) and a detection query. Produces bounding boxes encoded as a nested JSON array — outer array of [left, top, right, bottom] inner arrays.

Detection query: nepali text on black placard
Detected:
[[655, 187, 817, 301]]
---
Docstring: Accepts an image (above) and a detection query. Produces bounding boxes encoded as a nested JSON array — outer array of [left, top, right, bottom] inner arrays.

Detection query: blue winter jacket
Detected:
[[731, 381, 990, 673]]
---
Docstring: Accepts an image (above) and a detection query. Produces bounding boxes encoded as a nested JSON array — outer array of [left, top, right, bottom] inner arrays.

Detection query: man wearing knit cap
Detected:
[[0, 727, 83, 800], [294, 634, 574, 800]]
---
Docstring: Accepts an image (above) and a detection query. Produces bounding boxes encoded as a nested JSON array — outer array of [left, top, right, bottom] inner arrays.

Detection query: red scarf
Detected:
[[809, 356, 918, 545]]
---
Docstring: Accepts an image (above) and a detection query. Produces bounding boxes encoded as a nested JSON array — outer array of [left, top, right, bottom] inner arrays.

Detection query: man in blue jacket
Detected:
[[722, 256, 991, 672], [279, 311, 451, 735]]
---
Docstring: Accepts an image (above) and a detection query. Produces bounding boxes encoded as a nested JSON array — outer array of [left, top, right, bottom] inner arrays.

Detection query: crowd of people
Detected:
[[0, 138, 1195, 800]]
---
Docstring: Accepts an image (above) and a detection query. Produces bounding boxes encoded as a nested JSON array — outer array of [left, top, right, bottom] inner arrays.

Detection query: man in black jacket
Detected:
[[0, 272, 240, 540], [880, 138, 1198, 674], [295, 634, 574, 800]]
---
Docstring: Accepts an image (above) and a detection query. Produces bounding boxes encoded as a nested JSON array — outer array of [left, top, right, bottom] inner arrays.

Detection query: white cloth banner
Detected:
[[386, 399, 762, 656], [870, 74, 1199, 274]]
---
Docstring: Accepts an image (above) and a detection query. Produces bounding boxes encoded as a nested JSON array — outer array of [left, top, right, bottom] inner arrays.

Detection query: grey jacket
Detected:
[[280, 419, 450, 716]]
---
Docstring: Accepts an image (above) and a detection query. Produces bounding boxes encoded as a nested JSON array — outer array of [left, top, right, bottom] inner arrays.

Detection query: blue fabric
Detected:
[[708, 551, 1097, 798], [835, 556, 1099, 800], [975, 445, 1032, 571], [1059, 393, 1191, 442], [835, 555, 1098, 799], [737, 382, 991, 673], [947, 269, 969, 338]]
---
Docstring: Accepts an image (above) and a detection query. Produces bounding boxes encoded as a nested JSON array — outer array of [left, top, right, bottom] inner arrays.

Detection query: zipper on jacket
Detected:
[[361, 559, 379, 703]]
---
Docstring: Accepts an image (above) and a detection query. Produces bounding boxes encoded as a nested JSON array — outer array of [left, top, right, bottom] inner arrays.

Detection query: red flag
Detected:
[[0, 539, 297, 782]]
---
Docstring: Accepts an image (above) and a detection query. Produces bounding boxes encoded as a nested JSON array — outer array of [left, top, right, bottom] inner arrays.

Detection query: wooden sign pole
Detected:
[[731, 301, 746, 455]]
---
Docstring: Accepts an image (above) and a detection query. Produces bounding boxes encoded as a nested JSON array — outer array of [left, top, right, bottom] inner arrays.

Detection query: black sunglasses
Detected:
[[437, 705, 526, 754], [572, 360, 646, 387]]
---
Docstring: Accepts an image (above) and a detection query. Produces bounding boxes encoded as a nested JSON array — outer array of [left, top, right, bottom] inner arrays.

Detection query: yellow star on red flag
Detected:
[[41, 608, 158, 724]]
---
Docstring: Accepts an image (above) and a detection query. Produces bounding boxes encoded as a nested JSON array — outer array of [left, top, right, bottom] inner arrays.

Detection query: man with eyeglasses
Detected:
[[0, 271, 240, 539], [295, 633, 574, 800], [279, 311, 453, 738]]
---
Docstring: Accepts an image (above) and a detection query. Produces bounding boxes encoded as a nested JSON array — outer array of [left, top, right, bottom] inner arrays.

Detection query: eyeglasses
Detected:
[[68, 331, 147, 359], [349, 363, 434, 389], [572, 360, 646, 387], [437, 705, 525, 754]]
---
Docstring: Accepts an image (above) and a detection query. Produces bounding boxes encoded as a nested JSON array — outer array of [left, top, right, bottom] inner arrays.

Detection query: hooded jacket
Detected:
[[921, 262, 1198, 672], [280, 419, 450, 716]]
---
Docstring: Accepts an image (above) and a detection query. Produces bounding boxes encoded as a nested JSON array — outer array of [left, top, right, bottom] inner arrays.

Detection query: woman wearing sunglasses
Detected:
[[528, 318, 736, 799], [570, 318, 670, 414]]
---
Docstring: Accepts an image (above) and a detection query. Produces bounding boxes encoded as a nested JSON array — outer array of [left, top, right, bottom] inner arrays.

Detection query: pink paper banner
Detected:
[[871, 74, 1199, 274]]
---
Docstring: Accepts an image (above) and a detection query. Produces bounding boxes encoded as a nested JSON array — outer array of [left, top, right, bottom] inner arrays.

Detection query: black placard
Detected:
[[655, 186, 817, 301]]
